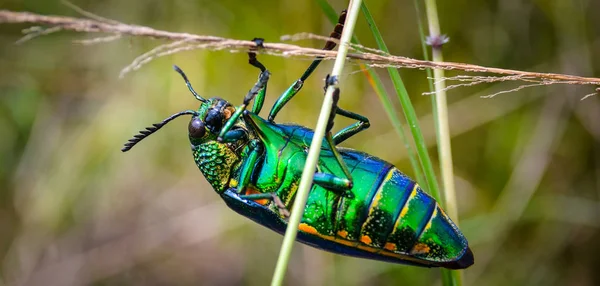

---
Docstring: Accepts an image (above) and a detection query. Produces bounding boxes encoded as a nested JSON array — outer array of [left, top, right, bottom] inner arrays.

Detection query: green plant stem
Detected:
[[270, 1, 362, 285], [316, 0, 426, 189], [425, 0, 458, 224], [360, 3, 441, 201], [423, 0, 462, 286], [424, 0, 458, 224], [358, 65, 427, 187], [412, 0, 439, 139]]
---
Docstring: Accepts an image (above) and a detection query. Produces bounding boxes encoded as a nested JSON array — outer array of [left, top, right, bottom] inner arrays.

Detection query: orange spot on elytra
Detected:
[[384, 242, 397, 251], [245, 188, 268, 205], [411, 243, 430, 254], [299, 223, 318, 235], [337, 230, 349, 239], [360, 235, 373, 245]]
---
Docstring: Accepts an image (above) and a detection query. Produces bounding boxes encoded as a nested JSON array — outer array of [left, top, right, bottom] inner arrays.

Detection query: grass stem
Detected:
[[360, 3, 441, 201], [270, 1, 363, 285], [316, 0, 427, 188], [423, 0, 462, 285]]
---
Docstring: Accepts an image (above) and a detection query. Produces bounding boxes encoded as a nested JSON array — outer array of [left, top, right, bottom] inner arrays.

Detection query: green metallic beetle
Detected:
[[122, 12, 473, 269]]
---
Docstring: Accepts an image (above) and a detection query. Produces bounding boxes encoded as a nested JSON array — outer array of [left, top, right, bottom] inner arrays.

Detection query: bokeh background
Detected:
[[1, 0, 599, 285]]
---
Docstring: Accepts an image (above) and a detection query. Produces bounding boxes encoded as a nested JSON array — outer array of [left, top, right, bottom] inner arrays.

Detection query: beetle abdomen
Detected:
[[358, 168, 468, 264], [300, 150, 472, 267], [239, 115, 472, 267]]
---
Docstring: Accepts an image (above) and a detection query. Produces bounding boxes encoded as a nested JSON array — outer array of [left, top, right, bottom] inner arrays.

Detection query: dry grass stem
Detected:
[[580, 90, 598, 101], [73, 34, 122, 45], [16, 25, 62, 44], [2, 10, 600, 93]]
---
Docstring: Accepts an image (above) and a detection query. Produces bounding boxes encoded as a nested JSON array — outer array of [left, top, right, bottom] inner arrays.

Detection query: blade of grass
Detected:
[[270, 1, 362, 285], [360, 3, 441, 200], [421, 0, 462, 285], [412, 0, 438, 138], [360, 4, 461, 286], [316, 0, 426, 188]]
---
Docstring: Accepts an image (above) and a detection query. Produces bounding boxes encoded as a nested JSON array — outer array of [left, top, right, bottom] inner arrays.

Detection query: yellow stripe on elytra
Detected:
[[385, 168, 395, 181], [385, 183, 418, 245], [398, 183, 419, 222], [284, 181, 299, 207], [422, 207, 437, 232], [357, 168, 393, 246], [367, 168, 393, 216]]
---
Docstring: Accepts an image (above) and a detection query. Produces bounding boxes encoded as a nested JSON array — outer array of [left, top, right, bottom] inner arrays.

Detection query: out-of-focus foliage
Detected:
[[0, 0, 599, 285]]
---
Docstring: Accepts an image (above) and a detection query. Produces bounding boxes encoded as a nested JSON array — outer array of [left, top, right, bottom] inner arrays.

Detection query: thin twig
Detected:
[[422, 75, 546, 96], [481, 81, 562, 98], [61, 0, 121, 25], [119, 39, 193, 77], [16, 26, 62, 44], [580, 90, 598, 101], [73, 34, 122, 45], [282, 32, 391, 56], [1, 10, 600, 90]]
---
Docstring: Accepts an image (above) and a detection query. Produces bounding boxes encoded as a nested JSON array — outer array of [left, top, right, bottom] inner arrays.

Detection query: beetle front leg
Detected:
[[324, 83, 355, 182], [247, 38, 269, 114], [239, 192, 291, 218], [218, 129, 247, 143], [332, 108, 370, 145], [267, 10, 347, 122], [313, 173, 354, 198], [310, 79, 358, 198], [218, 48, 270, 142], [323, 75, 371, 145], [234, 139, 263, 194]]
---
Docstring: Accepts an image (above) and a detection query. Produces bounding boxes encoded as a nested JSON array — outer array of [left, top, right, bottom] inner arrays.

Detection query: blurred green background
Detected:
[[1, 0, 599, 285]]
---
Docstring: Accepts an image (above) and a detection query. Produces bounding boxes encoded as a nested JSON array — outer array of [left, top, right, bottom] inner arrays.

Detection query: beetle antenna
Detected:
[[173, 65, 207, 102], [122, 110, 199, 152]]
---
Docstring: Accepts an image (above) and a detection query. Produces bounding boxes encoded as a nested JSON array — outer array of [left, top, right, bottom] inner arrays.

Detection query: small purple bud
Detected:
[[426, 34, 450, 48]]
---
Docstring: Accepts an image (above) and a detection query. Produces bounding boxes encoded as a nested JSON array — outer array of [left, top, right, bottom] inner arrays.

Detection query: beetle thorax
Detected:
[[192, 141, 240, 193]]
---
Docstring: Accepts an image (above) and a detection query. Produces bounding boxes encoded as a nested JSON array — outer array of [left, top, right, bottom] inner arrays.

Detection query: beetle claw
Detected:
[[270, 194, 291, 218]]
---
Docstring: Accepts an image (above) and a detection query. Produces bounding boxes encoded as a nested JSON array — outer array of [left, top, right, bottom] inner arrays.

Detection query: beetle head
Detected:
[[121, 65, 236, 152], [187, 97, 236, 145]]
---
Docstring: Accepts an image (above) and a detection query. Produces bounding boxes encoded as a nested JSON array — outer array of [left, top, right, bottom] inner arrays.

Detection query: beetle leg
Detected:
[[234, 139, 263, 194], [248, 38, 269, 114], [332, 108, 370, 145], [218, 129, 247, 143], [218, 60, 270, 142], [239, 192, 291, 218], [267, 10, 347, 122], [323, 75, 371, 145], [317, 85, 357, 195], [313, 173, 354, 198]]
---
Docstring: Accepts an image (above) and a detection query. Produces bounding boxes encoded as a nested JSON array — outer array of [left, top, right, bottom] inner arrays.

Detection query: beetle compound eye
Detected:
[[205, 110, 223, 133], [188, 117, 206, 138]]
